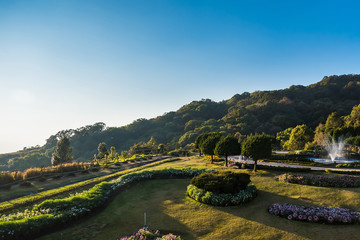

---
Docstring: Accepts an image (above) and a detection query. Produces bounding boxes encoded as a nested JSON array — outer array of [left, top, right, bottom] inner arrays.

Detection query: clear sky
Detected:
[[1, 0, 360, 153]]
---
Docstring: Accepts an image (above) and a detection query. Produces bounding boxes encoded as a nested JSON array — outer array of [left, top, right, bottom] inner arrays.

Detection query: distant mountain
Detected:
[[1, 74, 359, 171]]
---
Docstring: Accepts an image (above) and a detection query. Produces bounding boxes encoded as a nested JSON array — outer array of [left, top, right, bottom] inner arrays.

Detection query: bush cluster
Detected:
[[269, 203, 360, 224], [336, 162, 360, 168], [190, 172, 250, 194], [277, 173, 360, 188], [187, 184, 257, 206], [0, 162, 96, 185], [0, 167, 212, 240], [118, 227, 182, 240]]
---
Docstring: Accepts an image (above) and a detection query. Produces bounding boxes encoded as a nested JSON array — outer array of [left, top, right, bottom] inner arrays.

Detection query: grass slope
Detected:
[[38, 157, 360, 240]]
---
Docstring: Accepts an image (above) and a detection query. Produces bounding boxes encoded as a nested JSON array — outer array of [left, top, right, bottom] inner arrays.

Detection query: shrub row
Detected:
[[277, 173, 360, 188], [336, 162, 360, 168], [190, 172, 250, 194], [236, 163, 312, 172], [0, 167, 212, 240], [0, 157, 178, 213], [118, 227, 182, 240], [269, 203, 360, 224], [186, 184, 257, 206], [0, 162, 96, 185], [325, 168, 360, 175]]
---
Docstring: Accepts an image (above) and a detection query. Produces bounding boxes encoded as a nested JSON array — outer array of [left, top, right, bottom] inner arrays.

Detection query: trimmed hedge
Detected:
[[325, 168, 360, 175], [187, 184, 257, 206], [236, 163, 312, 172], [0, 167, 213, 240], [190, 171, 250, 194]]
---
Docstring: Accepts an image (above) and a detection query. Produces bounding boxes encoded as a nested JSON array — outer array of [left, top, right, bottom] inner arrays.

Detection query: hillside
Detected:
[[1, 74, 359, 170]]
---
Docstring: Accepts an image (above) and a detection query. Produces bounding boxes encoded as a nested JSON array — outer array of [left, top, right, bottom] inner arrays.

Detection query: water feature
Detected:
[[324, 137, 345, 162], [311, 137, 359, 164]]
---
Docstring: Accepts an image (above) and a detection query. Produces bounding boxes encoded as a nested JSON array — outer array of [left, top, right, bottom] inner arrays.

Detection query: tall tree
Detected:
[[108, 146, 119, 160], [96, 142, 108, 159], [194, 133, 211, 156], [283, 124, 313, 150], [200, 132, 222, 163], [51, 136, 73, 166], [325, 112, 344, 134], [215, 136, 241, 167], [242, 134, 273, 172]]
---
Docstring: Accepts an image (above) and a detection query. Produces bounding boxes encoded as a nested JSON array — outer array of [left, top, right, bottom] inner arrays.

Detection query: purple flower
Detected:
[[288, 215, 293, 220]]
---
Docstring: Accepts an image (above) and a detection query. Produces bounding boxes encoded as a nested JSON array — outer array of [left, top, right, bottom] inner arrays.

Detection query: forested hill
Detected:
[[1, 74, 359, 170]]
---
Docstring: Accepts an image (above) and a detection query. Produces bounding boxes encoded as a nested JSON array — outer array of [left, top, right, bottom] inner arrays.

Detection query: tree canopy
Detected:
[[242, 134, 273, 171], [214, 136, 241, 167], [51, 136, 73, 166]]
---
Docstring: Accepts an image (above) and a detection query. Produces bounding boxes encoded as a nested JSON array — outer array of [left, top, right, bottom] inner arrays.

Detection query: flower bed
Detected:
[[118, 227, 182, 240], [186, 184, 257, 206], [277, 173, 360, 187], [268, 203, 360, 224], [0, 168, 212, 240]]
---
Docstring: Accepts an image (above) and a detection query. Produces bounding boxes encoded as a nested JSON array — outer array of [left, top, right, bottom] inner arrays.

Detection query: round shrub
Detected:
[[190, 171, 250, 194], [187, 184, 257, 206]]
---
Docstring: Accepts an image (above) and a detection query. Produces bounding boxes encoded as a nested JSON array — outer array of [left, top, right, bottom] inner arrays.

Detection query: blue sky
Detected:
[[0, 0, 360, 153]]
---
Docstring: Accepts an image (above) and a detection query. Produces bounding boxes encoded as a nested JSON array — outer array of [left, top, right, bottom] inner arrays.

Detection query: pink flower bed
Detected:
[[269, 203, 360, 224]]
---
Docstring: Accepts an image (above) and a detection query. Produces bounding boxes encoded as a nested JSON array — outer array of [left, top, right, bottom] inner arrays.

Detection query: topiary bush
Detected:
[[190, 171, 250, 194]]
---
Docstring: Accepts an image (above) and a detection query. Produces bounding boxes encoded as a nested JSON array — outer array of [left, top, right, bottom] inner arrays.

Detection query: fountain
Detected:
[[310, 137, 359, 164], [325, 137, 345, 162]]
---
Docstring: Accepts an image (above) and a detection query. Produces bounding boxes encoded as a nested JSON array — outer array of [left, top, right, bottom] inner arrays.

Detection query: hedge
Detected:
[[0, 167, 213, 240], [187, 184, 257, 206], [236, 163, 312, 172]]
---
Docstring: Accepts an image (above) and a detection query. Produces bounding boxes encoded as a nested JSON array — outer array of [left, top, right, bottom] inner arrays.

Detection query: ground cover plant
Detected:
[[118, 227, 182, 240], [268, 203, 360, 224], [278, 173, 360, 188], [0, 167, 212, 239]]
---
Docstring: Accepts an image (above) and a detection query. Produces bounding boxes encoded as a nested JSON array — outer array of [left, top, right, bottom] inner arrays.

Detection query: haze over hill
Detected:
[[1, 74, 359, 171]]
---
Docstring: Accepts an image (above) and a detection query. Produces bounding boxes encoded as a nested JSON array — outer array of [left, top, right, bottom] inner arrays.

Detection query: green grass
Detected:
[[38, 157, 360, 240]]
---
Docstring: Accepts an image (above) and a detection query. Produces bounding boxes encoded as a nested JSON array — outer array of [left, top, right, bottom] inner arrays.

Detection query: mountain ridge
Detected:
[[1, 74, 359, 170]]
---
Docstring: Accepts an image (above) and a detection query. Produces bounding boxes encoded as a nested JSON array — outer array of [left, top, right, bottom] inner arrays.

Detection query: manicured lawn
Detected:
[[38, 157, 360, 240]]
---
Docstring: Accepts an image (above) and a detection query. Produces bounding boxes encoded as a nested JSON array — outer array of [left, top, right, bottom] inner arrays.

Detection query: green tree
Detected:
[[200, 133, 222, 163], [214, 136, 241, 167], [194, 133, 211, 156], [344, 104, 360, 128], [325, 112, 344, 134], [276, 127, 293, 149], [242, 134, 273, 172], [283, 124, 313, 150], [96, 142, 108, 159], [108, 146, 119, 160], [147, 136, 157, 153], [51, 136, 73, 166]]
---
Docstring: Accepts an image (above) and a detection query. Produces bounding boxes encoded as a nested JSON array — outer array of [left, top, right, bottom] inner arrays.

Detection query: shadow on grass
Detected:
[[213, 189, 360, 240]]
